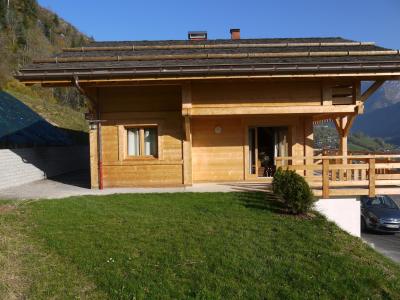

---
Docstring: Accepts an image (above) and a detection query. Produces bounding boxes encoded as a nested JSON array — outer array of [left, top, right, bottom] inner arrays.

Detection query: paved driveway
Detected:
[[361, 196, 400, 263], [362, 231, 400, 263], [0, 171, 271, 200]]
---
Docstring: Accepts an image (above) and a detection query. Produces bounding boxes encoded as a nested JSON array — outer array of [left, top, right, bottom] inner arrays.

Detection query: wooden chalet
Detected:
[[16, 29, 400, 197]]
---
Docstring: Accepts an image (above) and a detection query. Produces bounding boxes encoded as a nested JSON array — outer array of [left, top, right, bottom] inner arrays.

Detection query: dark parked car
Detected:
[[361, 195, 400, 233]]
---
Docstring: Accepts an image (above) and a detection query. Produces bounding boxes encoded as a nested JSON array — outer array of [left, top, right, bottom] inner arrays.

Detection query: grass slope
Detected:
[[3, 81, 87, 132], [1, 193, 400, 299]]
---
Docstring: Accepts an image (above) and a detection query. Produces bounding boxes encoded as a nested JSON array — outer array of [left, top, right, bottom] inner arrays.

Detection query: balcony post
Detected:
[[369, 157, 376, 197], [322, 158, 330, 198]]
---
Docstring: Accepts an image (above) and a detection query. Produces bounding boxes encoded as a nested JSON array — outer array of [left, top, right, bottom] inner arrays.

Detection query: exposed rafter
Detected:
[[360, 80, 385, 102]]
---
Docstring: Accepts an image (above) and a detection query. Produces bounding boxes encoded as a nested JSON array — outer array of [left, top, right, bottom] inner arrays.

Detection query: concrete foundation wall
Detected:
[[315, 198, 360, 237], [0, 146, 89, 190]]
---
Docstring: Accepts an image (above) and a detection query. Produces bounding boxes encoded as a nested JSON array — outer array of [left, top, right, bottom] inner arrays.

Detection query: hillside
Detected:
[[314, 124, 398, 152], [351, 81, 400, 146], [0, 0, 91, 85], [0, 0, 90, 146], [363, 81, 400, 112], [353, 101, 400, 146], [0, 0, 398, 150]]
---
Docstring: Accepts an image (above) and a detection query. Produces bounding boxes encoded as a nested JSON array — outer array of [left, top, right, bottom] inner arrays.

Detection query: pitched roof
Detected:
[[16, 37, 400, 84]]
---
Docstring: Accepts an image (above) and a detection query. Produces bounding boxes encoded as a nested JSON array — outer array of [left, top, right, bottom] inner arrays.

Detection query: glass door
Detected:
[[248, 127, 257, 175], [248, 126, 288, 178]]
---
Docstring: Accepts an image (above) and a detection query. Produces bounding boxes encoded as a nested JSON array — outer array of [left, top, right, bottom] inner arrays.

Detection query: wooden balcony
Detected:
[[275, 154, 400, 198]]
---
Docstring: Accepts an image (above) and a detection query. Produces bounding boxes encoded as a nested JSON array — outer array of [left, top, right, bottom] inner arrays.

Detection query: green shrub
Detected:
[[272, 168, 314, 214]]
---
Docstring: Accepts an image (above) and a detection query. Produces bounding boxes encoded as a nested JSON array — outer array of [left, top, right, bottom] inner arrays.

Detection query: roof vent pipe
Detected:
[[188, 31, 208, 40], [230, 28, 240, 40]]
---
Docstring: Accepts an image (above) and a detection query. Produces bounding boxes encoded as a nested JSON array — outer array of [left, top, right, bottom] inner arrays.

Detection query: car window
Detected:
[[367, 196, 398, 209]]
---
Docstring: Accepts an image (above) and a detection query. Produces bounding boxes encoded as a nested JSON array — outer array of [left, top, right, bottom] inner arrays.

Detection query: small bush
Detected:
[[272, 168, 314, 214]]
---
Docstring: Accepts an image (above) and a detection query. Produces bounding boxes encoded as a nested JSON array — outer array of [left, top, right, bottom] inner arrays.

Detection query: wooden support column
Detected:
[[182, 82, 193, 186], [333, 115, 355, 157], [182, 116, 193, 185], [369, 158, 376, 197], [303, 116, 314, 176], [89, 123, 99, 188], [290, 121, 302, 168], [333, 115, 355, 180]]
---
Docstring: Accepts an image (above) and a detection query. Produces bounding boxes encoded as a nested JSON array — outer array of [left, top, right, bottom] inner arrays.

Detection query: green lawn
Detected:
[[1, 193, 400, 299]]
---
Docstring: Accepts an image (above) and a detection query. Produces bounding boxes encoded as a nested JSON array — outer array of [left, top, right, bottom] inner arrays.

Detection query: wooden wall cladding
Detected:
[[98, 85, 184, 187], [103, 164, 183, 187], [191, 81, 322, 107], [100, 85, 181, 112], [192, 117, 244, 182]]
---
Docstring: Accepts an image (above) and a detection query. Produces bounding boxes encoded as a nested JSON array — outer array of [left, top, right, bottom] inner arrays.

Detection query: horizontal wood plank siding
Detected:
[[103, 164, 183, 187], [99, 86, 184, 187], [100, 85, 181, 112], [191, 81, 322, 107], [192, 117, 244, 182]]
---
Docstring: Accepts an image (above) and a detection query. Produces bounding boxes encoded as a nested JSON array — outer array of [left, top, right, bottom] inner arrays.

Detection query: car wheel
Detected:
[[361, 217, 367, 233]]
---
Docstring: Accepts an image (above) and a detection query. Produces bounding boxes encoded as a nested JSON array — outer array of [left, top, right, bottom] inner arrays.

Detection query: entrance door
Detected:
[[248, 127, 288, 178]]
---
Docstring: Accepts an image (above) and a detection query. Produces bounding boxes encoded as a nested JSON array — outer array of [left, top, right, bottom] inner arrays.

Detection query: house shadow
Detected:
[[0, 91, 90, 188], [0, 91, 88, 148], [233, 190, 288, 214], [215, 182, 289, 213], [49, 170, 91, 189]]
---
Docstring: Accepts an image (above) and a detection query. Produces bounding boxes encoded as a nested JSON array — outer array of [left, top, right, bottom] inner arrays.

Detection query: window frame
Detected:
[[119, 124, 160, 160]]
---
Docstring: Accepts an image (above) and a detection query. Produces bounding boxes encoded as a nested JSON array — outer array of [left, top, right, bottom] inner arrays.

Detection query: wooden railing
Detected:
[[275, 155, 400, 198]]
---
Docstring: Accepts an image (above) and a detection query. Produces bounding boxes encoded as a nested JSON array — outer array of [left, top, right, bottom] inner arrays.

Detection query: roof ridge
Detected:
[[87, 37, 356, 46]]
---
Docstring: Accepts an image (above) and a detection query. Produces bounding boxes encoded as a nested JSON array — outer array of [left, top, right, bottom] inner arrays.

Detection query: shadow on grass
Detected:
[[235, 191, 288, 214]]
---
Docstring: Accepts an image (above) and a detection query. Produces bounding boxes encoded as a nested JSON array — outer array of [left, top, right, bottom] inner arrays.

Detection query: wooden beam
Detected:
[[343, 115, 356, 136], [332, 115, 355, 138], [191, 105, 357, 116], [19, 73, 400, 87], [360, 80, 385, 102], [182, 116, 192, 186], [313, 114, 332, 122], [333, 117, 343, 136], [182, 82, 192, 116]]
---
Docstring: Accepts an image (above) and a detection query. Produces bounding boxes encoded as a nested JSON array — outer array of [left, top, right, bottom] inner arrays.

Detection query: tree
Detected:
[[52, 14, 59, 27], [15, 22, 27, 47], [43, 19, 52, 40], [21, 0, 37, 20], [0, 0, 6, 27]]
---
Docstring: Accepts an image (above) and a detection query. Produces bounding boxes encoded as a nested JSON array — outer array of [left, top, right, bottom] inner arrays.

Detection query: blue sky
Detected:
[[38, 0, 400, 49]]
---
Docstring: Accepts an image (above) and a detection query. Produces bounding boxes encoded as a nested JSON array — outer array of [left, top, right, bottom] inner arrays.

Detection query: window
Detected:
[[127, 127, 158, 157]]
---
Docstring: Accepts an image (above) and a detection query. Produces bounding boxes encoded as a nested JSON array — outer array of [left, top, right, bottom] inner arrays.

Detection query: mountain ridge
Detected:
[[352, 81, 400, 146]]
